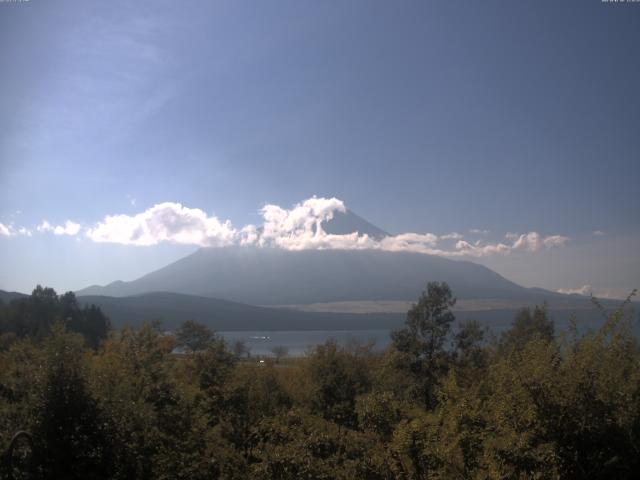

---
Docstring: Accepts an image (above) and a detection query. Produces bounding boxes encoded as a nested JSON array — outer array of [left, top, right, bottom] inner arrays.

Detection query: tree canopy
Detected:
[[1, 285, 639, 479], [0, 286, 110, 349]]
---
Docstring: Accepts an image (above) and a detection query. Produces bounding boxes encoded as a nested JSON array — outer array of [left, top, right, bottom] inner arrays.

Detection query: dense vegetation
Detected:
[[0, 284, 638, 479]]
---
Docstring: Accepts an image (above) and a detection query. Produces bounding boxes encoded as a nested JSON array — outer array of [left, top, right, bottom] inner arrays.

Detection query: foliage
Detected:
[[232, 339, 250, 359], [270, 345, 289, 362], [391, 281, 456, 408], [1, 286, 639, 479], [0, 286, 110, 349], [499, 304, 555, 354], [301, 339, 372, 428], [34, 324, 113, 479], [175, 319, 215, 352]]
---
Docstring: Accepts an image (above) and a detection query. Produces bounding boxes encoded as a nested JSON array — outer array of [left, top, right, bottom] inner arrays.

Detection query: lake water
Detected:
[[219, 313, 640, 357], [219, 329, 393, 357]]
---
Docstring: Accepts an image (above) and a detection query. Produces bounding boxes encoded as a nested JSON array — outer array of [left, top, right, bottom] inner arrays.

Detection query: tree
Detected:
[[303, 340, 371, 428], [453, 319, 489, 385], [26, 285, 58, 339], [0, 287, 110, 348], [356, 391, 402, 441], [216, 364, 292, 464], [499, 304, 554, 354], [391, 281, 456, 408], [175, 320, 215, 352], [35, 323, 113, 479], [232, 339, 250, 359], [270, 345, 289, 363], [61, 292, 110, 349]]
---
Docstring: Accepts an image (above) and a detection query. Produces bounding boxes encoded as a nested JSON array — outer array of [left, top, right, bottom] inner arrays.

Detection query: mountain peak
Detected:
[[320, 209, 390, 239]]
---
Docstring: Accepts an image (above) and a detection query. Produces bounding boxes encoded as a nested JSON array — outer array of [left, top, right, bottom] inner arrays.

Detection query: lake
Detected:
[[218, 329, 393, 357], [219, 311, 640, 357]]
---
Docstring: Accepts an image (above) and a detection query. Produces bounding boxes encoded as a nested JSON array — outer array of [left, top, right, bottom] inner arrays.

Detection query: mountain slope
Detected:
[[77, 246, 565, 305], [321, 209, 390, 238], [0, 290, 29, 305]]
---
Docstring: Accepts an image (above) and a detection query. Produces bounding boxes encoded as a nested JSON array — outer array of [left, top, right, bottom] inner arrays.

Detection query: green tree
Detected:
[[232, 339, 250, 359], [90, 322, 215, 479], [453, 319, 489, 387], [61, 292, 111, 349], [175, 320, 214, 352], [499, 304, 554, 355], [391, 281, 456, 408], [271, 345, 289, 363], [0, 287, 110, 348], [356, 391, 402, 441], [249, 410, 392, 479], [302, 339, 372, 428], [34, 323, 113, 479], [215, 364, 292, 465]]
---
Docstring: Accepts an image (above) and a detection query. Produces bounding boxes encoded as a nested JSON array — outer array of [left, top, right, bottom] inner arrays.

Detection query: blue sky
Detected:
[[1, 0, 638, 298]]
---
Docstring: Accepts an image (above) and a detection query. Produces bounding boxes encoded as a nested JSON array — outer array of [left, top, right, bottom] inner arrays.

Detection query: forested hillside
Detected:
[[1, 284, 638, 479]]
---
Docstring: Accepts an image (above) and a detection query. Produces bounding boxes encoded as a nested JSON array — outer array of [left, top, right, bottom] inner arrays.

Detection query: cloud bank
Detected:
[[1, 197, 570, 258], [85, 202, 236, 246], [80, 196, 569, 258]]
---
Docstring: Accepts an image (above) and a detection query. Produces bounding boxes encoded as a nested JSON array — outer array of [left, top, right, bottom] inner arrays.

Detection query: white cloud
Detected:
[[36, 221, 51, 233], [86, 202, 236, 246], [454, 239, 512, 257], [244, 199, 568, 258], [79, 196, 570, 258], [557, 285, 593, 296], [541, 235, 570, 248], [38, 220, 81, 236], [510, 232, 570, 252], [592, 230, 605, 236], [469, 228, 489, 235], [556, 285, 633, 300], [255, 197, 355, 250], [0, 223, 32, 237], [379, 233, 439, 253], [238, 224, 259, 246]]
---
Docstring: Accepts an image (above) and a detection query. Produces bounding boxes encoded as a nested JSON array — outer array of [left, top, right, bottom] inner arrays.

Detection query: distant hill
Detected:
[[0, 290, 28, 305], [76, 291, 631, 335], [77, 292, 405, 331]]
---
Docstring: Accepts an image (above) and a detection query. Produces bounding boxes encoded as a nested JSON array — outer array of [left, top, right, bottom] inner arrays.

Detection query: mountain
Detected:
[[75, 210, 587, 309], [321, 209, 389, 238], [78, 247, 542, 304]]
